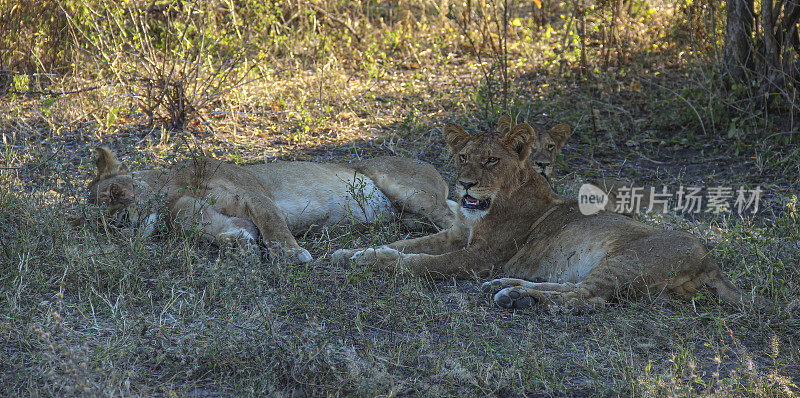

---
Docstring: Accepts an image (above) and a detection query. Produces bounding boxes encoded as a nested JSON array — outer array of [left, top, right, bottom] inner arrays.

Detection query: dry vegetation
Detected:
[[1, 0, 799, 396]]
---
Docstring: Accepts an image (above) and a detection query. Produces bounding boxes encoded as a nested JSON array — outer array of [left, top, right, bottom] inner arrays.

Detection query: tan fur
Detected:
[[333, 121, 765, 310], [85, 148, 455, 264], [529, 125, 665, 215], [528, 122, 572, 181]]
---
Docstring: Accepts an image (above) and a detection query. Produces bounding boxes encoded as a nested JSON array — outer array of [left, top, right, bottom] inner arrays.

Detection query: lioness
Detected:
[[496, 115, 571, 181], [520, 117, 662, 215], [85, 147, 456, 264], [332, 120, 761, 309]]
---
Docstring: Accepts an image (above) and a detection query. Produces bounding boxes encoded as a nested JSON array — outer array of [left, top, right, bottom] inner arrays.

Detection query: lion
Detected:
[[496, 115, 571, 182], [332, 117, 764, 310], [515, 116, 664, 215], [84, 147, 457, 264]]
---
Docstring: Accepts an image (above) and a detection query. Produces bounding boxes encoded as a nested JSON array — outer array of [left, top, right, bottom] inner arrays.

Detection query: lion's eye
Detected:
[[459, 154, 467, 162], [485, 157, 499, 166], [547, 144, 555, 150]]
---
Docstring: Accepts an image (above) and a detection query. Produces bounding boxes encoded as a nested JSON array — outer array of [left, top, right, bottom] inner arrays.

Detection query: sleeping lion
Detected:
[[83, 147, 456, 264]]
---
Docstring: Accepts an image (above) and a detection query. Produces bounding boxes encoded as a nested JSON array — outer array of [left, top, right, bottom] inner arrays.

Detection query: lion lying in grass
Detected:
[[84, 147, 456, 264], [333, 119, 764, 309]]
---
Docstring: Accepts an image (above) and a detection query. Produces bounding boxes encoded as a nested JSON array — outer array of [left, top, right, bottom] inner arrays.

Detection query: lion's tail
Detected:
[[703, 259, 771, 310]]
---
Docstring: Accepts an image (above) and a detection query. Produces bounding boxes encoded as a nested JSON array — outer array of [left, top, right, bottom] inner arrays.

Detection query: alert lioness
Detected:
[[520, 117, 663, 215], [332, 119, 762, 309], [85, 147, 456, 264], [496, 115, 571, 181]]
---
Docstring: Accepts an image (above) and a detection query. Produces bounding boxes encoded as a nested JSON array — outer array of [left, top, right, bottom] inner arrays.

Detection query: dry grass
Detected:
[[1, 0, 799, 396]]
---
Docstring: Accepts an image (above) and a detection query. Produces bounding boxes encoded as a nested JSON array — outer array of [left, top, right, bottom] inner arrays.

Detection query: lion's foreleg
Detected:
[[385, 224, 470, 255], [335, 246, 495, 279], [401, 249, 497, 277], [331, 225, 469, 267], [232, 192, 312, 264]]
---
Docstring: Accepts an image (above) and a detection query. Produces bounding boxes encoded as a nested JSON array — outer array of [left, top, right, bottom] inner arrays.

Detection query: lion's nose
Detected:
[[459, 180, 476, 190], [535, 161, 550, 169]]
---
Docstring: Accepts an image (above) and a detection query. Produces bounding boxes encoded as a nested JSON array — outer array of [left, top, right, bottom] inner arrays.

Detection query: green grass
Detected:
[[2, 0, 800, 395], [1, 139, 798, 395]]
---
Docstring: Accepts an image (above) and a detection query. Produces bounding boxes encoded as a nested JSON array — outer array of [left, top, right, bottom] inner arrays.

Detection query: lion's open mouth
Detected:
[[461, 194, 490, 210]]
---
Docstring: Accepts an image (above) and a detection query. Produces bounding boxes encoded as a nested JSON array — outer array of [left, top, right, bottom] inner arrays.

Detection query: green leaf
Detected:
[[41, 98, 57, 108], [727, 124, 737, 138], [105, 107, 118, 127]]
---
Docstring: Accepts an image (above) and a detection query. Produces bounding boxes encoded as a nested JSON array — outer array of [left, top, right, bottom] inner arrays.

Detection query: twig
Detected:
[[306, 2, 362, 42], [641, 79, 707, 136], [5, 86, 100, 98]]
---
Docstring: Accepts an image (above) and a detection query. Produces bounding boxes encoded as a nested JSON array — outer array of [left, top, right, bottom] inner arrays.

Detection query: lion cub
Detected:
[[333, 118, 763, 310], [84, 147, 457, 264]]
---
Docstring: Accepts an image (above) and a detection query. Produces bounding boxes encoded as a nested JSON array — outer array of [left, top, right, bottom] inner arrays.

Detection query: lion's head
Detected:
[[494, 114, 571, 180], [529, 123, 571, 180], [443, 118, 537, 219], [86, 147, 157, 233]]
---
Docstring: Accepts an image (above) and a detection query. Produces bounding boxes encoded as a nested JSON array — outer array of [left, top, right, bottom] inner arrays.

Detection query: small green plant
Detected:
[[11, 74, 29, 93], [343, 172, 379, 223]]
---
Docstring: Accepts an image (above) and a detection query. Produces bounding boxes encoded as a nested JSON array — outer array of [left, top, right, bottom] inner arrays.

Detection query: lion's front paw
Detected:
[[357, 246, 401, 267], [333, 246, 402, 268], [263, 242, 312, 264], [218, 229, 261, 257], [287, 248, 313, 264], [218, 228, 257, 247]]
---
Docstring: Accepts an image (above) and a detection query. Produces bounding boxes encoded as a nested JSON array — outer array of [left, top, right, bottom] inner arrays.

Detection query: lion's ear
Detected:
[[497, 113, 515, 133], [108, 182, 125, 202], [95, 147, 122, 179], [547, 124, 572, 148], [443, 123, 471, 153], [502, 124, 536, 161], [98, 182, 129, 205]]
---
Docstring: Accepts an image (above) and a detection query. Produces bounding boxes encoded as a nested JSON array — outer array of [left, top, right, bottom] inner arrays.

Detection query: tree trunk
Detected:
[[761, 0, 781, 97], [723, 0, 755, 84]]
